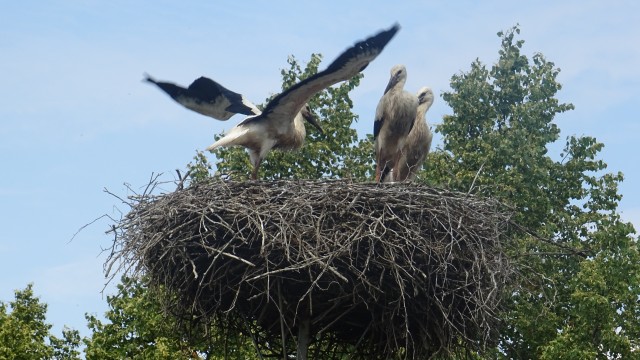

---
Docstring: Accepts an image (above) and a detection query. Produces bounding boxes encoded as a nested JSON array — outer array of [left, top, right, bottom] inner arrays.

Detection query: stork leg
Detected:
[[248, 150, 262, 180], [376, 159, 394, 183], [250, 158, 262, 180], [393, 152, 402, 182], [380, 162, 393, 183]]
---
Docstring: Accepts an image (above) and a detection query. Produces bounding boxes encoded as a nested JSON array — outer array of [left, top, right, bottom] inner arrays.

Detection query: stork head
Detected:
[[384, 64, 408, 94], [301, 104, 324, 134], [417, 87, 435, 109]]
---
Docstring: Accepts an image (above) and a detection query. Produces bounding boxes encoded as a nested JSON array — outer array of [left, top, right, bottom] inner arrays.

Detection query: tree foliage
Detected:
[[84, 275, 256, 359], [425, 26, 640, 359], [84, 276, 190, 359], [0, 284, 81, 360]]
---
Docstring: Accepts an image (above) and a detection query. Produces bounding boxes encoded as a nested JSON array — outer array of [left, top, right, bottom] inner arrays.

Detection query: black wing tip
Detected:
[[142, 72, 156, 84], [190, 76, 229, 93], [355, 23, 400, 73], [353, 23, 401, 52], [374, 22, 401, 48], [385, 23, 401, 37], [324, 23, 401, 74], [192, 76, 212, 83], [373, 117, 383, 139]]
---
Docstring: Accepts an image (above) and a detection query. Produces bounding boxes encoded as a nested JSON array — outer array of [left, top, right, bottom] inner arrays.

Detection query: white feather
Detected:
[[206, 126, 250, 151]]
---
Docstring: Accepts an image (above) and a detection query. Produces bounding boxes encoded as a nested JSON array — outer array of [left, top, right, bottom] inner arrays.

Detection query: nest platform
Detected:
[[107, 179, 514, 358]]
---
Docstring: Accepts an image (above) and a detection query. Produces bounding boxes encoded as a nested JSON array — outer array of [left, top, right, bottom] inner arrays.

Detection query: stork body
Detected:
[[395, 87, 434, 181], [207, 105, 318, 179], [145, 75, 261, 120], [207, 24, 400, 180], [374, 65, 418, 183]]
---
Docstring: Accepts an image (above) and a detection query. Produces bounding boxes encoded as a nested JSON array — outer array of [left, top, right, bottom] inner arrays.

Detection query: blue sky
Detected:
[[1, 1, 638, 337]]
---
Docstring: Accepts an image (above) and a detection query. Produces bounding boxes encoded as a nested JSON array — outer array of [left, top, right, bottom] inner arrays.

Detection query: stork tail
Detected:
[[205, 127, 249, 151]]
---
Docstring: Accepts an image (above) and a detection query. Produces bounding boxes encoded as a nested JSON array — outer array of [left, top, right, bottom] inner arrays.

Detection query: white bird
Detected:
[[395, 86, 434, 182], [207, 24, 400, 180], [373, 64, 418, 183], [144, 74, 261, 120]]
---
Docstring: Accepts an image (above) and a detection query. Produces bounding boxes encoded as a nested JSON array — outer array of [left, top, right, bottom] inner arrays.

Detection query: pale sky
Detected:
[[1, 1, 638, 337]]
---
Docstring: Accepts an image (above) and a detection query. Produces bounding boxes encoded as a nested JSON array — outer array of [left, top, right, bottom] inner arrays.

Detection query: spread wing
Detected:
[[187, 77, 261, 116], [242, 23, 400, 128], [145, 74, 260, 120]]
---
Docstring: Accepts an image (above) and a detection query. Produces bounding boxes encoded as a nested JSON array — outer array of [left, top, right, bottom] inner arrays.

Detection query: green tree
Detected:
[[426, 26, 640, 359], [85, 276, 184, 359], [50, 327, 82, 360], [84, 275, 255, 359], [0, 284, 81, 360]]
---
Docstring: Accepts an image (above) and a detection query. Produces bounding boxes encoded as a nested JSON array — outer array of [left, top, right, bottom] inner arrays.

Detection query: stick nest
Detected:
[[107, 179, 514, 358]]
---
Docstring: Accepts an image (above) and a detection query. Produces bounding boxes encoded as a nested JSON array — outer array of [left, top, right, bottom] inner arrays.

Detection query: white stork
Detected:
[[373, 64, 418, 183], [395, 86, 434, 182], [207, 24, 400, 180], [144, 74, 261, 120]]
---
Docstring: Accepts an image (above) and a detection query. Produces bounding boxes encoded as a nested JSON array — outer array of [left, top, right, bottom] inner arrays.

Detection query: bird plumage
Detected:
[[206, 105, 318, 179], [395, 87, 434, 182], [207, 24, 400, 180], [374, 64, 418, 183], [144, 74, 261, 120]]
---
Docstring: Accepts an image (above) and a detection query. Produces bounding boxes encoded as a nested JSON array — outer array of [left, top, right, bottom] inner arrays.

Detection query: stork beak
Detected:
[[302, 106, 324, 134], [383, 72, 400, 94]]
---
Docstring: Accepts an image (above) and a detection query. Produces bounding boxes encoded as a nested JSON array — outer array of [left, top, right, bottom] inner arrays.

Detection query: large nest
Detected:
[[107, 179, 514, 358]]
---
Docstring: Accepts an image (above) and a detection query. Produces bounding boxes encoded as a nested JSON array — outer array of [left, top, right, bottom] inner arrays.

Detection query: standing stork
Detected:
[[207, 24, 400, 180], [395, 86, 435, 181], [144, 74, 261, 120], [374, 64, 418, 183]]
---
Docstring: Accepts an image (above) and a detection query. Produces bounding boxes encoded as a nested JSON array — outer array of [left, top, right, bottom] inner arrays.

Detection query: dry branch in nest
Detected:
[[107, 178, 515, 359]]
